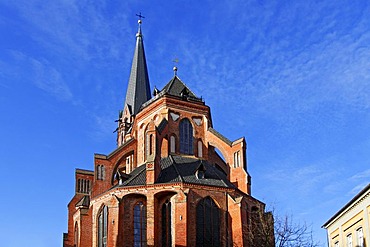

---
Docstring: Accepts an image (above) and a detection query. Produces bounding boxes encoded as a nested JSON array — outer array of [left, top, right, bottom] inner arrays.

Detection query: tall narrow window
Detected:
[[98, 206, 108, 247], [146, 133, 154, 157], [74, 222, 79, 247], [97, 165, 105, 180], [197, 140, 203, 157], [180, 118, 193, 154], [162, 200, 172, 247], [77, 179, 81, 192], [97, 165, 101, 179], [347, 234, 352, 247], [170, 135, 176, 153], [149, 134, 153, 155], [357, 228, 363, 247], [233, 151, 240, 168], [196, 197, 220, 247], [87, 180, 90, 193], [101, 166, 105, 180], [134, 202, 146, 247]]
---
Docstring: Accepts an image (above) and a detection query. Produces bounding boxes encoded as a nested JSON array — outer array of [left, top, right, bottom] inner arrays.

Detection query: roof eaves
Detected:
[[322, 183, 370, 228]]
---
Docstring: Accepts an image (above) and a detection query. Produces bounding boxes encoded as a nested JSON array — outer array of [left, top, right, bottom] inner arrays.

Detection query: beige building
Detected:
[[323, 183, 370, 247]]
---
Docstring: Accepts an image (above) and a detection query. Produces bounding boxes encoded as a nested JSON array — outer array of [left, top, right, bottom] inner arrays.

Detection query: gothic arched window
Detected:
[[162, 200, 172, 247], [134, 202, 147, 246], [196, 197, 220, 247], [98, 205, 108, 247], [179, 118, 193, 154]]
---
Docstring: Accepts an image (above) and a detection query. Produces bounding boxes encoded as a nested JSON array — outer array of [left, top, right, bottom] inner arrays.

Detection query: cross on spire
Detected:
[[136, 12, 145, 21]]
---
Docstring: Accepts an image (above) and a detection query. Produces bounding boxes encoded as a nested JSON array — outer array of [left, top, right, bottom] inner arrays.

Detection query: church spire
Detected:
[[123, 15, 151, 116]]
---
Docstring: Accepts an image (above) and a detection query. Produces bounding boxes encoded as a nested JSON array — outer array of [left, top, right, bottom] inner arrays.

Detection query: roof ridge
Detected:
[[165, 76, 177, 93], [173, 75, 199, 99], [169, 155, 184, 182]]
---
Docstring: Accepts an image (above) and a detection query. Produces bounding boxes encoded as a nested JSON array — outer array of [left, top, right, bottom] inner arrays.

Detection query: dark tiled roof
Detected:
[[169, 156, 233, 188], [117, 155, 234, 188], [161, 76, 202, 101], [121, 164, 146, 186], [140, 76, 204, 110]]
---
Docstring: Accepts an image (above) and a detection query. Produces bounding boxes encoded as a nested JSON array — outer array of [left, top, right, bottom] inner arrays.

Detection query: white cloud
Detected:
[[348, 182, 369, 196], [350, 169, 370, 180], [30, 58, 73, 101], [2, 50, 73, 102]]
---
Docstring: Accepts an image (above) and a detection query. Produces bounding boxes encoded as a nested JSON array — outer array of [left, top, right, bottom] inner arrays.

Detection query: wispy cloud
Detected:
[[3, 51, 73, 102], [348, 183, 369, 196], [155, 1, 370, 129], [2, 1, 132, 66], [31, 57, 73, 101], [350, 169, 370, 180]]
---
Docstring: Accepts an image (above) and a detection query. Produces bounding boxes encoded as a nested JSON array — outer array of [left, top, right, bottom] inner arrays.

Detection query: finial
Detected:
[[173, 58, 179, 76], [173, 66, 178, 76], [136, 12, 145, 37]]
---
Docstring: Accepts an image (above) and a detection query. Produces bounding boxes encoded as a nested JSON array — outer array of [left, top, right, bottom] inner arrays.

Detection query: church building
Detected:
[[63, 18, 273, 247]]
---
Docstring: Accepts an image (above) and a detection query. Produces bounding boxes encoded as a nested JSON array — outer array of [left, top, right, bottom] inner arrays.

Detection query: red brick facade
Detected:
[[63, 20, 272, 247]]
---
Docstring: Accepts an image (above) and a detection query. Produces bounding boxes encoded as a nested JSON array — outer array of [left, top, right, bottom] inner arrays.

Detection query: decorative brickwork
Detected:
[[63, 19, 273, 247]]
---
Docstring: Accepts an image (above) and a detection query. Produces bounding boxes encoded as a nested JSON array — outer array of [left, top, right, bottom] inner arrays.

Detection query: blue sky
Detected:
[[1, 1, 370, 246]]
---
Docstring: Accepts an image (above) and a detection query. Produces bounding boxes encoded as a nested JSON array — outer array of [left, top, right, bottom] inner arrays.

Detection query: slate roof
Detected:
[[161, 76, 202, 101], [124, 22, 151, 116], [117, 155, 234, 188], [140, 75, 204, 110]]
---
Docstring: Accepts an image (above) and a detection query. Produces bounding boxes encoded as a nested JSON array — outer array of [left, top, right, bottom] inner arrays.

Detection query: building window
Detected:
[[197, 140, 203, 157], [357, 228, 363, 247], [74, 222, 79, 247], [134, 202, 146, 246], [170, 135, 176, 153], [233, 151, 240, 168], [146, 133, 154, 157], [161, 200, 172, 247], [347, 234, 352, 247], [77, 179, 81, 192], [98, 205, 108, 247], [196, 197, 220, 247], [179, 118, 193, 154], [77, 179, 90, 194], [97, 165, 105, 180]]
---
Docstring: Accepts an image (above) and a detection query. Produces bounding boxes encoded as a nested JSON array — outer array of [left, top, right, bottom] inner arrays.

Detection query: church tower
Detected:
[[63, 17, 273, 247], [118, 18, 151, 146]]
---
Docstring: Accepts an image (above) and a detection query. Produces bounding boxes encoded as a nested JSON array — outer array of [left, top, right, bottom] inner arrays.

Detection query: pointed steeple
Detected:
[[124, 17, 151, 116]]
